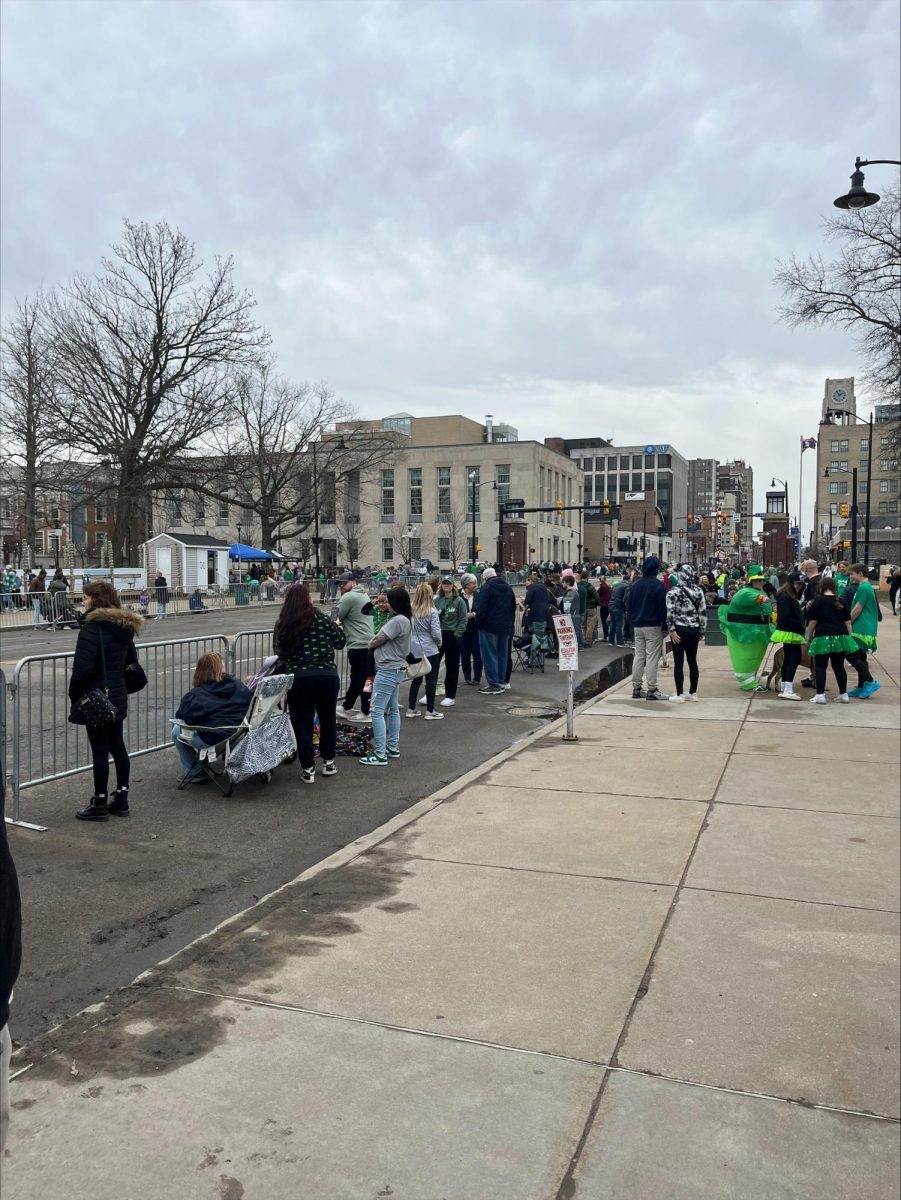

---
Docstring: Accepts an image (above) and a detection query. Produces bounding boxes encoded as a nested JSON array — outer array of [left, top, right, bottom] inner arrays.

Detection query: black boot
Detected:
[[108, 788, 130, 817], [76, 794, 109, 821]]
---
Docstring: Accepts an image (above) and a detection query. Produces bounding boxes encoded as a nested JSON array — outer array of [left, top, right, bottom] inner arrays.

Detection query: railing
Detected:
[[231, 630, 351, 692], [5, 633, 230, 830]]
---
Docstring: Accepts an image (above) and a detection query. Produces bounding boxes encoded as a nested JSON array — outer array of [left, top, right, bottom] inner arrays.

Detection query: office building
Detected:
[[814, 377, 900, 557], [545, 437, 689, 540], [717, 459, 754, 550], [688, 458, 718, 522]]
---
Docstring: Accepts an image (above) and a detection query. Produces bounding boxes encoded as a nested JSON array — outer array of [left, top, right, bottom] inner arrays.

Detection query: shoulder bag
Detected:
[[76, 628, 118, 729]]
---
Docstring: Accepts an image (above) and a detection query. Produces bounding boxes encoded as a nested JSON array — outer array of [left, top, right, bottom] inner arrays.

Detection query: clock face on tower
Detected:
[[832, 387, 847, 404]]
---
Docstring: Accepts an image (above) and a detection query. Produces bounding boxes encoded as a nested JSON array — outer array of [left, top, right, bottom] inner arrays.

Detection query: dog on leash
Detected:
[[763, 643, 812, 692]]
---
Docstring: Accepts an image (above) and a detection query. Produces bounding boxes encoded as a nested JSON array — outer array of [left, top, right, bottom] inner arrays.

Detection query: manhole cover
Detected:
[[506, 705, 563, 720]]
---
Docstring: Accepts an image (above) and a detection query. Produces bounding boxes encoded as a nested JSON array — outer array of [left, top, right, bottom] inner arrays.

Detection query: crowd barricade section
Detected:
[[4, 634, 230, 829]]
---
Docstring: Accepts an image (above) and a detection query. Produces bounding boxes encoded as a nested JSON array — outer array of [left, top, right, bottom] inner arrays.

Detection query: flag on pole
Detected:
[[800, 436, 817, 450]]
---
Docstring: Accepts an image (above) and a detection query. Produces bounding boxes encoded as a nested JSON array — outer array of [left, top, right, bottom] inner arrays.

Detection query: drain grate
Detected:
[[505, 704, 563, 720]]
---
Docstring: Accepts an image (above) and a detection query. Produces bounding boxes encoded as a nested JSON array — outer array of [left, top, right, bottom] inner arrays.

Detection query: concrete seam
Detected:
[[680, 884, 900, 915], [552, 701, 746, 1200]]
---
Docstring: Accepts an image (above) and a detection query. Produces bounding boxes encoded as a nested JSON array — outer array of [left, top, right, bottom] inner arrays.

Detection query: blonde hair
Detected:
[[193, 652, 225, 687], [411, 582, 435, 618]]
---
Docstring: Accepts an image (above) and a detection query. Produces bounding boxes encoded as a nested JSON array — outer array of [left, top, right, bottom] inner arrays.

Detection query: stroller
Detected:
[[173, 673, 297, 796], [512, 626, 552, 673]]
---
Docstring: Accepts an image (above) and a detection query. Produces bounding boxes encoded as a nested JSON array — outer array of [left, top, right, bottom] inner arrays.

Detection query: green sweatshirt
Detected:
[[435, 594, 467, 636]]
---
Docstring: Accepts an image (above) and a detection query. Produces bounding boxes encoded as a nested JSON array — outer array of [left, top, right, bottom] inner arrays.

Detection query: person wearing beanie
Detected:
[[628, 556, 668, 700], [473, 567, 515, 694], [665, 565, 707, 702], [719, 564, 773, 691]]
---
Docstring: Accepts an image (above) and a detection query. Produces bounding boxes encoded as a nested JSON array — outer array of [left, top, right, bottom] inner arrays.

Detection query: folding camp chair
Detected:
[[173, 673, 297, 796], [511, 628, 551, 673]]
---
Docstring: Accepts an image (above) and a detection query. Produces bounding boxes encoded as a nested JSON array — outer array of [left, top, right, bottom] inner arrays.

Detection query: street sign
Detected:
[[505, 498, 526, 508], [624, 491, 645, 501], [552, 614, 579, 672], [753, 512, 767, 518]]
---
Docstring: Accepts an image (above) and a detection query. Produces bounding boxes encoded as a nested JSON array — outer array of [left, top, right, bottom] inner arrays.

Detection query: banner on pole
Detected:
[[552, 613, 579, 672]]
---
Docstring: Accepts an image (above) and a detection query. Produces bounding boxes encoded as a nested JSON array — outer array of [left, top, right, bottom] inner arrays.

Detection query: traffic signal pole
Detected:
[[850, 466, 858, 565]]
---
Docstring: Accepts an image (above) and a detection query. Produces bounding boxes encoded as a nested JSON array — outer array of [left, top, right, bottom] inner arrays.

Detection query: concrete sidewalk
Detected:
[[6, 618, 900, 1199]]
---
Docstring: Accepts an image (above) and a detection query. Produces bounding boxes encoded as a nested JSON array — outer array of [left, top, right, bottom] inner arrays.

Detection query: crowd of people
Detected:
[[49, 550, 894, 819]]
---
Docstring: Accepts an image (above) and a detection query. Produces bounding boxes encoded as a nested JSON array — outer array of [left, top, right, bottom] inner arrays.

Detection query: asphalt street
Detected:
[[5, 606, 630, 1045]]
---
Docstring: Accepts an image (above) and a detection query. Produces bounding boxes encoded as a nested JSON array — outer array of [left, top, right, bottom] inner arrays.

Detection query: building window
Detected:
[[830, 438, 850, 452], [878, 479, 890, 492], [829, 482, 839, 495], [438, 537, 450, 560], [860, 480, 868, 494], [95, 531, 106, 548], [880, 459, 898, 472], [195, 497, 205, 521], [839, 482, 848, 494], [49, 499, 60, 523], [382, 538, 393, 561], [632, 455, 643, 469], [408, 537, 421, 561], [218, 499, 230, 521], [95, 502, 105, 522], [860, 461, 868, 474], [466, 467, 480, 516], [878, 500, 899, 513], [860, 438, 869, 452], [409, 467, 422, 517], [436, 467, 451, 515], [495, 463, 511, 511], [619, 456, 630, 470], [380, 469, 395, 519], [658, 454, 672, 468], [880, 436, 891, 449]]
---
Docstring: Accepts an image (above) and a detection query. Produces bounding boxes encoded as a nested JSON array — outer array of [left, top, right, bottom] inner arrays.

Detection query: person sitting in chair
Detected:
[[188, 588, 208, 613], [172, 653, 253, 784]]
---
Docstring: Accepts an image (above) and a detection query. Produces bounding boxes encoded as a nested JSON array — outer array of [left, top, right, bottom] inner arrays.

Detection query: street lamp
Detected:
[[468, 472, 496, 565], [833, 157, 901, 210], [305, 435, 347, 578]]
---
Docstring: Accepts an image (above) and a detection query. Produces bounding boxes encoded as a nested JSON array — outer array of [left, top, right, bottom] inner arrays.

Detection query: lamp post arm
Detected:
[[855, 158, 901, 168]]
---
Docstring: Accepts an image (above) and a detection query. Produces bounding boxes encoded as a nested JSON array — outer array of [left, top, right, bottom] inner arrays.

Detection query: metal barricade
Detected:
[[231, 630, 350, 692], [6, 633, 230, 830], [0, 669, 7, 800]]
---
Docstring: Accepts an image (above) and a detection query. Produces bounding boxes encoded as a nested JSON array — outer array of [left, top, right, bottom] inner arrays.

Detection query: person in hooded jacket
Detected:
[[172, 652, 254, 783], [628, 556, 668, 700], [474, 567, 516, 694], [68, 580, 144, 820], [665, 565, 707, 702]]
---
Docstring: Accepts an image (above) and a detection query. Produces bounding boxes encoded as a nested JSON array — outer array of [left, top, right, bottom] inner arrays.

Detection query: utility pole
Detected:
[[850, 466, 858, 564], [864, 413, 873, 565]]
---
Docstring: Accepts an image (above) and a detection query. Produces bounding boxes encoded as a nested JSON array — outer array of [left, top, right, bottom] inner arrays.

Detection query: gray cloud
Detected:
[[1, 0, 898, 534]]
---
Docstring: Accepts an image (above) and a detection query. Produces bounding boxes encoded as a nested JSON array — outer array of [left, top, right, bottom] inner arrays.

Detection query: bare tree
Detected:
[[334, 512, 365, 568], [0, 294, 61, 552], [48, 219, 269, 563], [169, 362, 396, 554], [435, 504, 469, 569], [776, 180, 901, 410]]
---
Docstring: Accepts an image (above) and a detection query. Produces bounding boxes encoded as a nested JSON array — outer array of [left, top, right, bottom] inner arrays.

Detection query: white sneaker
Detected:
[[779, 690, 801, 701], [405, 708, 419, 718], [418, 695, 428, 705], [440, 697, 455, 707], [809, 694, 826, 705], [685, 693, 699, 702], [834, 693, 850, 703], [424, 711, 444, 720], [668, 694, 685, 703], [502, 683, 512, 691], [356, 713, 372, 724]]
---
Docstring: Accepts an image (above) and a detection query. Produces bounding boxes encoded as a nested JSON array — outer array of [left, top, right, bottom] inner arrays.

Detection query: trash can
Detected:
[[704, 605, 727, 646], [235, 584, 250, 607]]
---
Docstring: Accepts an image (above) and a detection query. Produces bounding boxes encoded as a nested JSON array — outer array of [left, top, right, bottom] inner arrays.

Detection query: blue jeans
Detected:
[[460, 628, 482, 682], [172, 726, 206, 779], [608, 609, 625, 645], [479, 630, 510, 688], [371, 667, 404, 755]]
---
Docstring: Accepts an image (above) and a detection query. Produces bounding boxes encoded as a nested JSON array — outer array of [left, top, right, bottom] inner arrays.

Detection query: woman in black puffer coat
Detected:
[[68, 580, 143, 821]]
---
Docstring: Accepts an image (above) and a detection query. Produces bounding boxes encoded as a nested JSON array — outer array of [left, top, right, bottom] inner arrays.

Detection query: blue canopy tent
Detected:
[[229, 543, 273, 561]]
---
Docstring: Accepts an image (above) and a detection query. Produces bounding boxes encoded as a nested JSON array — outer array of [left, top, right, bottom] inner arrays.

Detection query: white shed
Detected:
[[142, 533, 230, 591]]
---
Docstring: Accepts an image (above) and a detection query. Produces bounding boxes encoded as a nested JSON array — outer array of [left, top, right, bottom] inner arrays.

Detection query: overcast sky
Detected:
[[2, 0, 899, 536]]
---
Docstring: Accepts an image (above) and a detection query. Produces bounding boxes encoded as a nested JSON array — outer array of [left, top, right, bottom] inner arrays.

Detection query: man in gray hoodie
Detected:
[[336, 573, 374, 723]]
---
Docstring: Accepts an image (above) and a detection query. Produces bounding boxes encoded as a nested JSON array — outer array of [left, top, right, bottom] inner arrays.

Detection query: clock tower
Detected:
[[821, 377, 856, 423]]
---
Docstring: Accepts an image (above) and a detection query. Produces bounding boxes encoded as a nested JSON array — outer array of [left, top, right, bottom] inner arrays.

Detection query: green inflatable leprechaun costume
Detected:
[[719, 565, 774, 691]]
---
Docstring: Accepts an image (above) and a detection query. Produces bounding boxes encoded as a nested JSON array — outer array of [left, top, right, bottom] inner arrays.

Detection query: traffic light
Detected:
[[839, 503, 849, 518], [720, 513, 728, 525], [555, 499, 563, 512], [686, 513, 692, 524], [602, 498, 610, 516]]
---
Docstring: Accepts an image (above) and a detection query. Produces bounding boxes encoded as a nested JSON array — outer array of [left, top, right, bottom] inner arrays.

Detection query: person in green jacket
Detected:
[[846, 563, 881, 698], [833, 560, 850, 597], [336, 573, 374, 723], [435, 578, 468, 707]]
